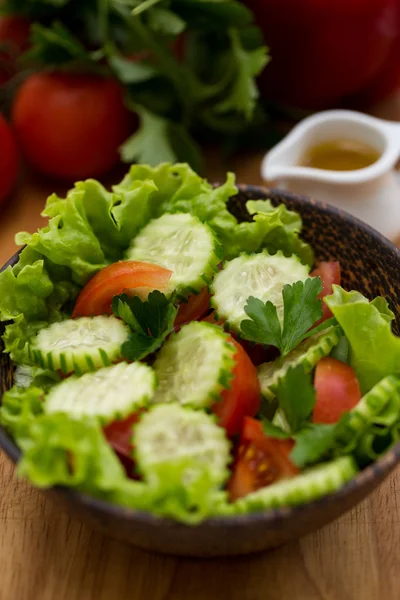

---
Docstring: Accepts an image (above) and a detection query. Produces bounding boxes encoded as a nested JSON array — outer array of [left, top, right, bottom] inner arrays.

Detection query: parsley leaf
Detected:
[[240, 277, 323, 357], [262, 418, 290, 440], [22, 22, 101, 69], [291, 423, 336, 468], [112, 290, 177, 361], [240, 297, 281, 347], [120, 107, 203, 172], [281, 278, 323, 354], [275, 365, 316, 433], [4, 0, 269, 168], [214, 29, 269, 119], [108, 55, 158, 84]]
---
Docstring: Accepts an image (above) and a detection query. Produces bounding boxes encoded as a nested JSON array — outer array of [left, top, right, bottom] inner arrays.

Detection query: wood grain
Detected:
[[1, 95, 400, 599]]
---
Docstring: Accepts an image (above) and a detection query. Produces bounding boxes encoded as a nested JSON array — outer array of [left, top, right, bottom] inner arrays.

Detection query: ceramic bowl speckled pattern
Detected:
[[1, 186, 400, 557]]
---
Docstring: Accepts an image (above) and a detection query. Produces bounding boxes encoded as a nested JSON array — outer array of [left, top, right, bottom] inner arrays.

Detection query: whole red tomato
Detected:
[[248, 0, 400, 110], [0, 16, 30, 85], [0, 114, 18, 204], [12, 72, 133, 180]]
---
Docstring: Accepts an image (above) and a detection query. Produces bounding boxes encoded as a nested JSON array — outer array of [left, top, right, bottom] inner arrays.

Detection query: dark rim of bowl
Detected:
[[1, 184, 400, 528]]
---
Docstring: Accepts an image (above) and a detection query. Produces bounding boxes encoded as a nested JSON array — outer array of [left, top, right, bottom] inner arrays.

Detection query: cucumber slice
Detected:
[[335, 376, 400, 449], [44, 361, 156, 424], [258, 326, 342, 400], [134, 404, 231, 487], [355, 424, 399, 466], [28, 316, 130, 375], [152, 321, 236, 409], [127, 213, 222, 297], [211, 251, 309, 332], [231, 456, 357, 513]]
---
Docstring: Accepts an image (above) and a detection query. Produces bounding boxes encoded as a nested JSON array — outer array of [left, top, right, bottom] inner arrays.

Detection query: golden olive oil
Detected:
[[300, 139, 380, 171]]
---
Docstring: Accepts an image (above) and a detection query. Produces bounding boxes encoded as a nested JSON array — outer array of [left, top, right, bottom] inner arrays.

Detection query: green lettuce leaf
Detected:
[[242, 200, 314, 266], [0, 246, 79, 363], [0, 256, 54, 322], [128, 458, 227, 524], [14, 411, 224, 523], [16, 414, 127, 493], [0, 385, 44, 440], [114, 162, 312, 262], [325, 286, 400, 393], [113, 162, 211, 213], [16, 174, 157, 287], [2, 315, 47, 364], [17, 188, 110, 285], [110, 463, 228, 524], [44, 178, 158, 262]]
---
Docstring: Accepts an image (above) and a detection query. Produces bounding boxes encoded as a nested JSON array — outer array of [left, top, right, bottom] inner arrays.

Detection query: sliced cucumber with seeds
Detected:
[[211, 251, 309, 332], [258, 326, 342, 400], [335, 376, 400, 449], [230, 456, 357, 513], [134, 404, 231, 487], [127, 213, 222, 297], [28, 316, 130, 375], [44, 361, 156, 424], [152, 321, 236, 409]]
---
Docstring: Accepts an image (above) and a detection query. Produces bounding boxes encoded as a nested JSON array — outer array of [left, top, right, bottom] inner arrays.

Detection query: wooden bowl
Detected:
[[1, 186, 400, 558]]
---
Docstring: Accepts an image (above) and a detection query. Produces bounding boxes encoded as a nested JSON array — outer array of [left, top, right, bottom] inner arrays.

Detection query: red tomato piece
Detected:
[[103, 412, 142, 459], [311, 261, 341, 322], [174, 287, 211, 328], [228, 417, 299, 501], [72, 261, 172, 318], [12, 72, 133, 180], [202, 310, 225, 327], [0, 115, 18, 204], [103, 411, 143, 479], [212, 338, 261, 437], [313, 357, 362, 424]]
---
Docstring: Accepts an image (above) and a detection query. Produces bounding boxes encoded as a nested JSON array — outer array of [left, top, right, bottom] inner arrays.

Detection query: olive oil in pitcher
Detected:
[[300, 139, 380, 171]]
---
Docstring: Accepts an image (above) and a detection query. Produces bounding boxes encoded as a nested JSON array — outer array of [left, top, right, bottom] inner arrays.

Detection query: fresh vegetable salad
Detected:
[[1, 163, 400, 524]]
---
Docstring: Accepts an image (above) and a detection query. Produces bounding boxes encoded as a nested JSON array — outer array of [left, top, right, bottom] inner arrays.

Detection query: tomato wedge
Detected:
[[313, 357, 362, 424], [72, 261, 172, 317], [228, 417, 299, 501], [202, 310, 225, 326], [103, 412, 140, 459], [311, 261, 341, 322], [212, 338, 261, 437], [103, 411, 144, 478], [175, 287, 211, 328]]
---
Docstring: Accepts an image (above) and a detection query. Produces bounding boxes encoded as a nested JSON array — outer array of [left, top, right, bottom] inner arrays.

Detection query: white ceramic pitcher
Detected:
[[261, 110, 400, 241]]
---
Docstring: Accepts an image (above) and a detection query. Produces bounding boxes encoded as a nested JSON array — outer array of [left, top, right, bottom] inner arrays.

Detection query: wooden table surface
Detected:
[[1, 95, 400, 600]]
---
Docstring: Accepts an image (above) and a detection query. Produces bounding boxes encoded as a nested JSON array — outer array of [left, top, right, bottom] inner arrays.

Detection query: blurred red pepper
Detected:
[[246, 0, 400, 110]]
